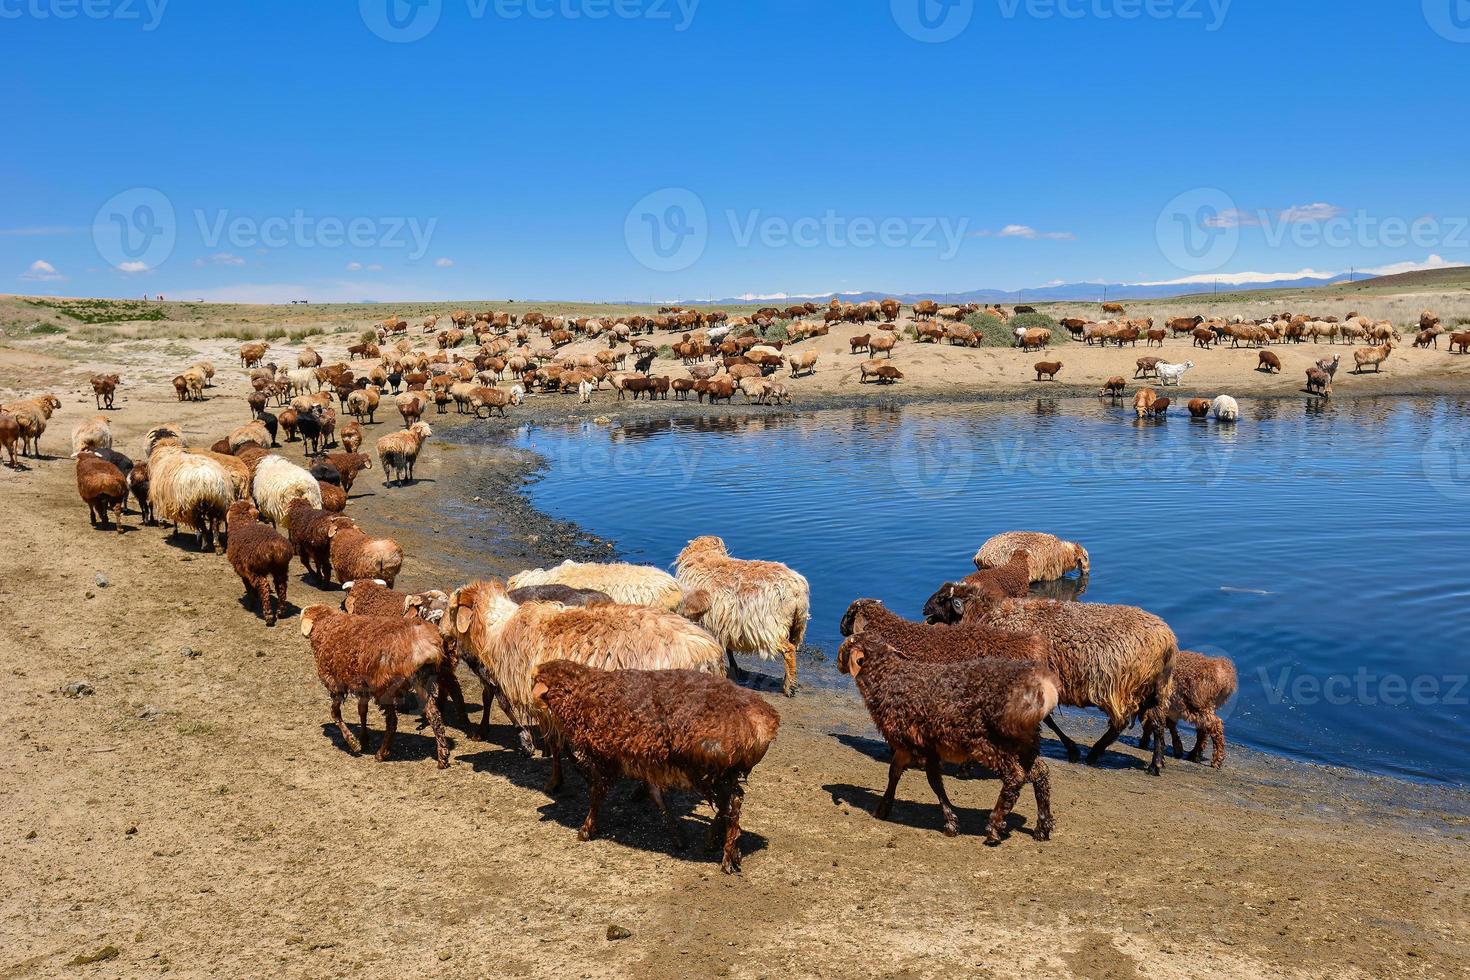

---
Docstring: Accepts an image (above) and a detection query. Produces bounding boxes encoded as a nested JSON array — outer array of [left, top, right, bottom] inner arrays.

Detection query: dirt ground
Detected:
[[3, 315, 1470, 979]]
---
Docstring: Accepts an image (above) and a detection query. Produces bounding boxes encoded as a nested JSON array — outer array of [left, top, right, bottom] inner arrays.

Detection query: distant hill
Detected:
[[692, 273, 1372, 307], [1326, 265, 1470, 294]]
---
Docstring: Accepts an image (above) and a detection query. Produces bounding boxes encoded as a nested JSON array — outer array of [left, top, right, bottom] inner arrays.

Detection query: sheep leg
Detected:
[[578, 765, 609, 841], [780, 642, 799, 698], [646, 785, 687, 851], [874, 748, 911, 821], [419, 681, 450, 769], [1044, 714, 1081, 762], [719, 782, 745, 875], [255, 577, 276, 626], [1170, 720, 1187, 759], [330, 693, 361, 753], [1029, 757, 1055, 841], [923, 755, 961, 838], [545, 741, 564, 796], [1207, 719, 1226, 770], [1137, 722, 1152, 752], [1084, 724, 1124, 767], [434, 660, 468, 728], [986, 758, 1027, 844], [376, 706, 398, 762], [356, 695, 371, 752]]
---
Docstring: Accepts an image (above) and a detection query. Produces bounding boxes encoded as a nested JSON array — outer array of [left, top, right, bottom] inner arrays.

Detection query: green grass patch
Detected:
[[30, 298, 167, 324]]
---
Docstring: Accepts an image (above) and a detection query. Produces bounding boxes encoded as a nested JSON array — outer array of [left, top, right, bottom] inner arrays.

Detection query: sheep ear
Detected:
[[531, 681, 549, 702], [300, 612, 316, 638], [453, 605, 473, 634], [847, 647, 865, 676], [950, 596, 966, 617]]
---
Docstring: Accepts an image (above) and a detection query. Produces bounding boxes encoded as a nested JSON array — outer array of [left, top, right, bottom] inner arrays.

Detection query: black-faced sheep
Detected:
[[300, 606, 449, 768], [531, 660, 780, 873], [839, 633, 1057, 843], [674, 536, 810, 697]]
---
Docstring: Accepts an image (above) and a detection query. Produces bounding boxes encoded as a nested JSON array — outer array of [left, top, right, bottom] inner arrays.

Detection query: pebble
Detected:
[[606, 925, 632, 941], [137, 705, 160, 721], [68, 946, 120, 966], [95, 572, 109, 588], [60, 681, 94, 698], [180, 646, 200, 659]]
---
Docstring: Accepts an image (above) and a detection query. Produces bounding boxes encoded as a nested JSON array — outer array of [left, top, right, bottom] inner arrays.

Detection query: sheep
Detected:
[[921, 584, 1177, 775], [3, 394, 61, 457], [225, 500, 293, 626], [956, 549, 1032, 602], [838, 632, 1057, 843], [1134, 357, 1162, 379], [227, 420, 272, 454], [327, 517, 404, 589], [507, 560, 682, 611], [345, 388, 380, 424], [1257, 351, 1282, 373], [126, 461, 152, 524], [340, 421, 364, 455], [69, 415, 112, 458], [251, 455, 324, 530], [1187, 397, 1212, 417], [299, 606, 449, 768], [286, 499, 337, 583], [91, 373, 120, 410], [441, 578, 725, 773], [1211, 395, 1240, 422], [1352, 341, 1392, 374], [0, 411, 18, 468], [341, 580, 462, 722], [974, 531, 1089, 582], [376, 421, 432, 486], [1136, 650, 1237, 769], [1451, 331, 1470, 355], [1305, 367, 1332, 396], [318, 451, 372, 492], [1155, 361, 1194, 387], [788, 350, 819, 377], [1149, 397, 1171, 418], [147, 444, 232, 552], [75, 451, 128, 533], [530, 661, 780, 873], [507, 584, 614, 606], [318, 480, 347, 513], [1098, 376, 1126, 398], [674, 536, 809, 697], [1033, 361, 1062, 382]]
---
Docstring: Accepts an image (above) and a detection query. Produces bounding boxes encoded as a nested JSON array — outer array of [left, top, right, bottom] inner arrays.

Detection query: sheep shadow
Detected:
[[381, 478, 436, 489], [84, 522, 141, 537], [317, 718, 447, 766], [834, 728, 1148, 773], [461, 724, 769, 866], [822, 782, 1036, 843], [232, 593, 299, 624]]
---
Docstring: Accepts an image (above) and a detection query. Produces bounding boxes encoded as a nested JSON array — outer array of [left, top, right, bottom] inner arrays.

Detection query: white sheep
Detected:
[[252, 455, 324, 530], [1155, 361, 1194, 386], [507, 560, 682, 610], [1211, 395, 1240, 422]]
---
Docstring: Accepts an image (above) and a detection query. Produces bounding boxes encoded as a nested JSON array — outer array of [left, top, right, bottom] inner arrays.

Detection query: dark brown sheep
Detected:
[[286, 499, 338, 583], [507, 584, 614, 606], [1257, 351, 1282, 373], [225, 500, 292, 626], [839, 633, 1057, 843], [956, 549, 1031, 602], [531, 660, 780, 874], [1033, 361, 1062, 382], [75, 451, 127, 532], [1137, 650, 1237, 769]]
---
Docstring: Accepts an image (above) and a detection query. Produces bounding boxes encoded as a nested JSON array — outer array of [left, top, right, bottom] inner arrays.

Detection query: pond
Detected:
[[502, 396, 1470, 786]]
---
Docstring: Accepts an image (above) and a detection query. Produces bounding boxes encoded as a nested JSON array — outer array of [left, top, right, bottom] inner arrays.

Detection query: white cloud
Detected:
[[434, 257, 454, 268], [1359, 253, 1457, 277], [1278, 202, 1345, 223], [117, 261, 150, 274], [1205, 203, 1346, 229], [1202, 209, 1259, 229], [971, 224, 1076, 241], [19, 259, 64, 282], [346, 261, 363, 271], [212, 252, 246, 266]]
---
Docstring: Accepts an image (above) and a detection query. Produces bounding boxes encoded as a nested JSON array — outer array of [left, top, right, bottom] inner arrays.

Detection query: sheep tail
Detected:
[[998, 670, 1062, 742]]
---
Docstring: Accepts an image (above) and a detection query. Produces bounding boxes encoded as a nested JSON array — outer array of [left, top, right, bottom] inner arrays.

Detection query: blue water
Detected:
[[503, 397, 1470, 786]]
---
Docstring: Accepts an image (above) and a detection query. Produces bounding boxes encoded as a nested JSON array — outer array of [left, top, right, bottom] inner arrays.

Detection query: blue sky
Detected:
[[4, 0, 1468, 302]]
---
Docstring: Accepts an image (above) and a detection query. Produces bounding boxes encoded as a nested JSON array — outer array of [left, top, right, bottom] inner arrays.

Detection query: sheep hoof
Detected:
[[1146, 763, 1163, 777], [719, 859, 740, 875], [944, 823, 961, 839], [782, 684, 798, 699], [1034, 820, 1054, 842]]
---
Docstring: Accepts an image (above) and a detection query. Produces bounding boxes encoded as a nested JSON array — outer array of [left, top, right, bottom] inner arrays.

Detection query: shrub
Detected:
[[764, 320, 791, 342], [964, 313, 1012, 348], [656, 344, 677, 359], [29, 323, 66, 335]]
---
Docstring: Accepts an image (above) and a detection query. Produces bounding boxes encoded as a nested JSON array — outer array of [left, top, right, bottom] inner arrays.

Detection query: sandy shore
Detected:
[[3, 327, 1470, 979]]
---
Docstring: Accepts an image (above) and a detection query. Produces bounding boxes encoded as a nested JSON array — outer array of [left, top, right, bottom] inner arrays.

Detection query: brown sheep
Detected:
[[300, 606, 449, 768], [340, 421, 364, 455], [0, 411, 19, 468], [922, 585, 1177, 775], [75, 451, 128, 533], [1449, 332, 1470, 355], [1257, 351, 1282, 373], [531, 661, 780, 873], [956, 549, 1032, 602], [225, 500, 292, 626], [327, 517, 404, 589], [1187, 397, 1213, 417], [1352, 341, 1392, 374], [1133, 387, 1157, 419], [1134, 356, 1162, 379], [91, 373, 120, 410], [1098, 376, 1126, 398], [342, 580, 463, 725], [1136, 649, 1237, 769], [1033, 361, 1062, 382], [975, 532, 1089, 582], [839, 632, 1057, 843], [127, 461, 152, 524], [321, 452, 372, 493], [849, 334, 872, 356], [376, 421, 432, 486], [287, 499, 337, 583]]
